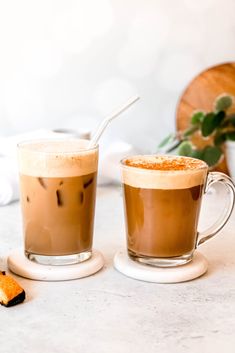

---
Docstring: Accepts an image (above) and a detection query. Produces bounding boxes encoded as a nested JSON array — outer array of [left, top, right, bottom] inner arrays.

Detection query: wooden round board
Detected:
[[176, 62, 235, 174]]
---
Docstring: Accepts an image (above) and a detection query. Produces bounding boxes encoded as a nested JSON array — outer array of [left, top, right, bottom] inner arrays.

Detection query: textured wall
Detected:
[[0, 0, 235, 152]]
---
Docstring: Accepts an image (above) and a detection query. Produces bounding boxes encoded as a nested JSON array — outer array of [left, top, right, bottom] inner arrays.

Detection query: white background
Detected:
[[1, 0, 235, 152]]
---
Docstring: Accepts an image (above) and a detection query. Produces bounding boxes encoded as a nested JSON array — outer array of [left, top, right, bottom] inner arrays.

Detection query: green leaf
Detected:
[[191, 111, 205, 125], [190, 149, 203, 160], [215, 95, 233, 112], [201, 146, 222, 167], [178, 141, 193, 156], [226, 132, 235, 141], [213, 111, 225, 127], [158, 133, 175, 148], [214, 132, 226, 146], [201, 113, 216, 137], [183, 125, 199, 137]]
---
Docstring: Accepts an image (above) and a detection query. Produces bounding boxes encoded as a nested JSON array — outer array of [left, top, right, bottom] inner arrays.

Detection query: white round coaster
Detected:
[[7, 249, 104, 281], [114, 250, 208, 283]]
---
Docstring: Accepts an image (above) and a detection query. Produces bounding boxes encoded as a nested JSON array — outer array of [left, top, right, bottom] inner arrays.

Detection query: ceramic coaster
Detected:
[[7, 249, 104, 281], [114, 250, 208, 283]]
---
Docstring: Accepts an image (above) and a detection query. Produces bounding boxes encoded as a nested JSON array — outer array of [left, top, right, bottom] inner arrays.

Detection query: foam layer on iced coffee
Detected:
[[18, 139, 98, 177], [121, 155, 207, 189]]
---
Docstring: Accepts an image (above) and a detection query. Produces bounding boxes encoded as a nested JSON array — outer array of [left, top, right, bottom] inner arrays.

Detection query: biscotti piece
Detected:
[[0, 271, 25, 307]]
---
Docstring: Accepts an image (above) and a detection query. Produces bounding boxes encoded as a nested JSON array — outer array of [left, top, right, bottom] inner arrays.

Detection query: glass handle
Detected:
[[197, 172, 235, 247]]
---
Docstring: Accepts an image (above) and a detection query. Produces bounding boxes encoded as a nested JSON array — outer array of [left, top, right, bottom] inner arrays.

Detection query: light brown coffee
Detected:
[[20, 172, 96, 256], [18, 139, 98, 262], [121, 155, 208, 260]]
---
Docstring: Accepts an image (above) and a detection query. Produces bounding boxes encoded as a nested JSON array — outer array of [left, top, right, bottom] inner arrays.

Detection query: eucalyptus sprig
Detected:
[[158, 94, 235, 167]]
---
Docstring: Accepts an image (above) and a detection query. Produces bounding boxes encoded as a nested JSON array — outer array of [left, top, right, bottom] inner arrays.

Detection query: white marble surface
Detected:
[[0, 185, 235, 353]]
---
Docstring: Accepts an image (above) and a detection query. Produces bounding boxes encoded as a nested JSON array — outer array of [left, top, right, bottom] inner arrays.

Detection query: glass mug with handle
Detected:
[[121, 155, 235, 267]]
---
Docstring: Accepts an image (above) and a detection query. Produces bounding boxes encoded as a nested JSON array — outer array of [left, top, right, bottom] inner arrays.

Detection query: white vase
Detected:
[[226, 141, 235, 180]]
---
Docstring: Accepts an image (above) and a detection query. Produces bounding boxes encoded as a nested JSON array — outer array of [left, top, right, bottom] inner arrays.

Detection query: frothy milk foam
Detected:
[[122, 155, 208, 189], [18, 139, 98, 177]]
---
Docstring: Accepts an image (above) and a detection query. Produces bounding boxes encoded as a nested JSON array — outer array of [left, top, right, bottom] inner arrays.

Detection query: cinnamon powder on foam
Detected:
[[124, 157, 206, 171]]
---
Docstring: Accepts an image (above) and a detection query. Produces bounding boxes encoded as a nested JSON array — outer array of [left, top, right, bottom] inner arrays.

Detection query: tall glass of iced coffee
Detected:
[[121, 155, 235, 267], [18, 139, 98, 265]]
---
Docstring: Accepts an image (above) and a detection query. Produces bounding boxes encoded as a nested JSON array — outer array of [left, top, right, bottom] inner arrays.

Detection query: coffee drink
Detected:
[[121, 155, 208, 266], [20, 173, 96, 256], [18, 139, 98, 265]]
